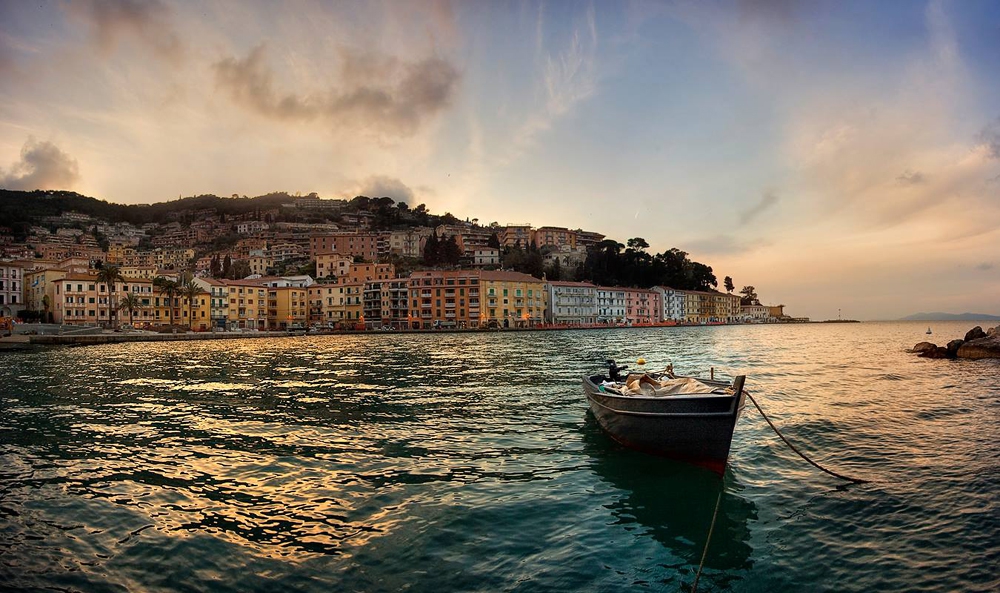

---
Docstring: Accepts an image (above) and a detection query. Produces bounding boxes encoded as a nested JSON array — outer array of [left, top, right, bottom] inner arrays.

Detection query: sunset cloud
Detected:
[[213, 44, 460, 138], [0, 138, 80, 191], [65, 0, 184, 63]]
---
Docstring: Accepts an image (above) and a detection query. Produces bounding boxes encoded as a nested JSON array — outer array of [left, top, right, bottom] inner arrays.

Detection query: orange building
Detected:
[[407, 270, 481, 329]]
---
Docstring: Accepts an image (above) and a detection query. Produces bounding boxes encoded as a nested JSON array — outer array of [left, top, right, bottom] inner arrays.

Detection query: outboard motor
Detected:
[[607, 360, 627, 382]]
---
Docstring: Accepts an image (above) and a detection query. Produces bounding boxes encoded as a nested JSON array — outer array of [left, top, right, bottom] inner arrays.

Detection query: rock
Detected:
[[946, 339, 965, 358], [911, 341, 938, 353], [964, 326, 986, 342], [987, 324, 1000, 338], [918, 346, 949, 359], [956, 335, 1000, 360]]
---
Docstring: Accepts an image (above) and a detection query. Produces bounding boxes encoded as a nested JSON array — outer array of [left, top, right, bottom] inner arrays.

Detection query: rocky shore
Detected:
[[911, 325, 1000, 359]]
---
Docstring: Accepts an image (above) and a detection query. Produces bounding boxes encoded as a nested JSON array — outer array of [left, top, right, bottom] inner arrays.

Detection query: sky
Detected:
[[1, 0, 999, 320]]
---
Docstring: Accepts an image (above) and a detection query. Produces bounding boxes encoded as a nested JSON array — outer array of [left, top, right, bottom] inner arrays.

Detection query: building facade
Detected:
[[479, 270, 546, 328], [545, 281, 598, 325]]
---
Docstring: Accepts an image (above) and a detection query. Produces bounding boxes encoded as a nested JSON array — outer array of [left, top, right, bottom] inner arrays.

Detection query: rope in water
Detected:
[[690, 488, 722, 593], [746, 392, 870, 484]]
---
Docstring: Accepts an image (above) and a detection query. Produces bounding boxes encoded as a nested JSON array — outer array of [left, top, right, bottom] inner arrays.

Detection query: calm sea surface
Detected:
[[1, 321, 998, 592]]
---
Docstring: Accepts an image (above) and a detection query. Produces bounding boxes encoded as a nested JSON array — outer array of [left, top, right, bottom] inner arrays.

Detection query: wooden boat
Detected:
[[583, 361, 747, 475]]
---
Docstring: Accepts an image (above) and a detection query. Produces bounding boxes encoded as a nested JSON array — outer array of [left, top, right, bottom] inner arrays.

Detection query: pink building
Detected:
[[625, 287, 661, 325]]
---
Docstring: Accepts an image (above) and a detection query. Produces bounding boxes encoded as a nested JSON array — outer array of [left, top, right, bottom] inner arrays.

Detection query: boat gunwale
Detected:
[[582, 374, 743, 402]]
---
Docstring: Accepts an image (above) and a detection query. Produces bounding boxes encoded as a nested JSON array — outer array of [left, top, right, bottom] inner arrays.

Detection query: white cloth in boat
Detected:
[[623, 373, 721, 396]]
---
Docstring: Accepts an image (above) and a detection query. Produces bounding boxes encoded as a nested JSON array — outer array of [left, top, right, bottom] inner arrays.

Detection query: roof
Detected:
[[479, 270, 544, 283], [547, 281, 597, 288]]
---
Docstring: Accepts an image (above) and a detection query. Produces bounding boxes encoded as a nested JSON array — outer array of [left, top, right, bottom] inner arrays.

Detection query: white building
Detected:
[[0, 261, 24, 316], [595, 287, 627, 324], [653, 286, 686, 322], [237, 221, 269, 234], [472, 248, 500, 266], [545, 281, 597, 325], [741, 304, 769, 322]]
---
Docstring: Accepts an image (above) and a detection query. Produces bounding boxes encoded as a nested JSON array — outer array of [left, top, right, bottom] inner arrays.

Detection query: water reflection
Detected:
[[581, 413, 756, 578]]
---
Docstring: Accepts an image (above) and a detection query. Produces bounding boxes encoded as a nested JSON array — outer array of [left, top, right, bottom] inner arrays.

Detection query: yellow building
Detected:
[[24, 268, 67, 320], [308, 282, 364, 328], [222, 281, 268, 330], [53, 274, 158, 326], [315, 253, 353, 278], [266, 286, 309, 330], [479, 270, 546, 328]]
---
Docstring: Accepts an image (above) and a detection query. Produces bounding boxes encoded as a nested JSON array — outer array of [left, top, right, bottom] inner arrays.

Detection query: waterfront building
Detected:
[[596, 287, 627, 324], [545, 281, 598, 325], [362, 279, 410, 329], [407, 270, 481, 329], [625, 287, 661, 325], [766, 304, 786, 320], [309, 282, 364, 328], [741, 304, 769, 322], [24, 268, 66, 321], [0, 261, 24, 317], [679, 290, 742, 323], [53, 275, 156, 326], [479, 270, 546, 328], [653, 286, 686, 322], [194, 278, 231, 330], [266, 286, 309, 330]]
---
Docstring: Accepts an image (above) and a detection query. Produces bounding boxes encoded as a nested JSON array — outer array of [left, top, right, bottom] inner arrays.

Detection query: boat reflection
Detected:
[[582, 412, 757, 575]]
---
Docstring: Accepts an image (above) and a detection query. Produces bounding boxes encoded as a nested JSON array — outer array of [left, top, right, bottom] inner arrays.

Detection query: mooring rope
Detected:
[[746, 392, 870, 484], [691, 488, 722, 593]]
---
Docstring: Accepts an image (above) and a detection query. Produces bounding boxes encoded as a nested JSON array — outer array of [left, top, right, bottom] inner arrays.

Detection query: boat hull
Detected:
[[583, 376, 746, 475]]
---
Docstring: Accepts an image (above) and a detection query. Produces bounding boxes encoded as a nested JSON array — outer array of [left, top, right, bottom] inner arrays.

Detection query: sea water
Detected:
[[1, 322, 997, 591]]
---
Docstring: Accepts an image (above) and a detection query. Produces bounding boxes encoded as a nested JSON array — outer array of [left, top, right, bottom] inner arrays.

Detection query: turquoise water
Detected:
[[1, 322, 998, 592]]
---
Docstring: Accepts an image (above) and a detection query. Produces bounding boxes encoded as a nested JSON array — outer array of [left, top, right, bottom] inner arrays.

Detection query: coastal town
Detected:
[[0, 192, 794, 335]]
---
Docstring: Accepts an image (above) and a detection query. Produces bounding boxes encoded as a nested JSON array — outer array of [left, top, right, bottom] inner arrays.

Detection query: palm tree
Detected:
[[179, 276, 205, 330], [153, 276, 179, 326], [117, 292, 144, 327], [96, 265, 124, 328]]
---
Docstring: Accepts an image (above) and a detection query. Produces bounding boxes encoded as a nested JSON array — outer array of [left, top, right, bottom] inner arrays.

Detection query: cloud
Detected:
[[977, 116, 1000, 159], [347, 175, 417, 204], [213, 44, 460, 138], [66, 0, 184, 63], [739, 189, 779, 224], [896, 170, 927, 185], [684, 234, 770, 256], [0, 138, 80, 190], [976, 262, 994, 271]]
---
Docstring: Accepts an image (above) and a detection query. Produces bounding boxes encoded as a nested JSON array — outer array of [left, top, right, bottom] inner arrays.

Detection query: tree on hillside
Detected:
[[740, 286, 760, 306], [724, 276, 735, 293], [487, 232, 501, 249], [547, 258, 562, 281], [442, 235, 463, 266], [423, 233, 440, 266], [626, 237, 649, 251]]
